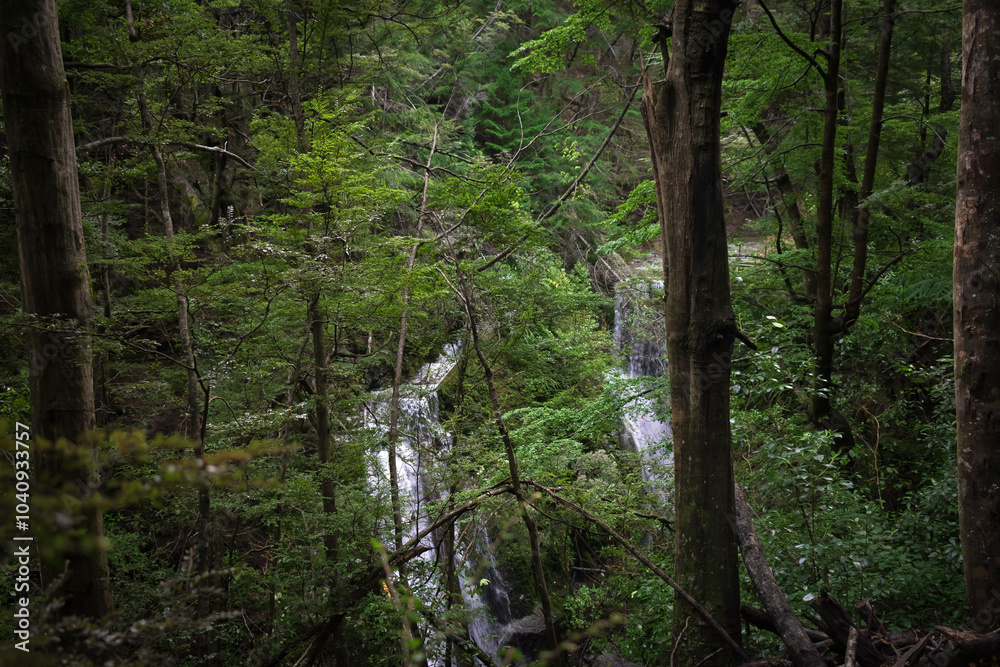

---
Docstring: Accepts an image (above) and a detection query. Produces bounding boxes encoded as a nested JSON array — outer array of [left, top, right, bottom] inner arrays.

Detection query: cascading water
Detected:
[[366, 342, 461, 547], [612, 277, 673, 490], [364, 343, 461, 664], [365, 342, 519, 664], [460, 525, 515, 658], [362, 274, 673, 663]]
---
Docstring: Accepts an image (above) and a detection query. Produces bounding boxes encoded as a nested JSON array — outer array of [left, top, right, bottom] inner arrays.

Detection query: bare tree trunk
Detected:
[[809, 0, 842, 431], [388, 124, 437, 561], [954, 0, 1000, 633], [0, 0, 113, 619], [843, 0, 896, 330], [641, 2, 742, 663]]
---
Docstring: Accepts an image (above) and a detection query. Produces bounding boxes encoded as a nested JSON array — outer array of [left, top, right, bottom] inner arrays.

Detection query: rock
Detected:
[[592, 653, 644, 667], [498, 603, 555, 663]]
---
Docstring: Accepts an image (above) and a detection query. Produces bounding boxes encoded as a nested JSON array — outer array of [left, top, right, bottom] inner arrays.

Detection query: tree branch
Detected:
[[757, 0, 826, 77], [523, 480, 750, 663], [76, 137, 256, 170]]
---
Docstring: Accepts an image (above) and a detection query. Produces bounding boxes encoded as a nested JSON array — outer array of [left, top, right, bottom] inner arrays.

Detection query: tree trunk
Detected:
[[125, 0, 201, 441], [287, 3, 306, 153], [310, 295, 339, 564], [750, 122, 816, 298], [809, 0, 843, 430], [939, 32, 955, 114], [641, 2, 741, 663], [954, 0, 1000, 633], [843, 0, 896, 329], [0, 0, 113, 619]]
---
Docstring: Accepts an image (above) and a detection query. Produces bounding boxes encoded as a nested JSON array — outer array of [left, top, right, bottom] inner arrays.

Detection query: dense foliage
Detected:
[[0, 0, 966, 665]]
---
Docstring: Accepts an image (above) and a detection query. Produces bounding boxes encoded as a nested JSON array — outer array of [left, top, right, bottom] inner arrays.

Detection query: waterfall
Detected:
[[461, 526, 515, 659], [612, 278, 672, 487], [360, 275, 674, 664], [366, 342, 461, 548], [365, 342, 519, 664]]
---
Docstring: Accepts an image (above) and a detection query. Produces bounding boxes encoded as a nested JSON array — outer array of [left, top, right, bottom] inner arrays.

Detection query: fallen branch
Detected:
[[809, 592, 887, 667], [734, 485, 826, 667], [844, 626, 859, 667], [524, 480, 750, 663], [892, 632, 931, 667]]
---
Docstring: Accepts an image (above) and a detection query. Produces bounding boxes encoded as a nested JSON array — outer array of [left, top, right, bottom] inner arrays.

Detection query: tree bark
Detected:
[[954, 0, 1000, 634], [0, 0, 113, 619], [642, 2, 741, 663]]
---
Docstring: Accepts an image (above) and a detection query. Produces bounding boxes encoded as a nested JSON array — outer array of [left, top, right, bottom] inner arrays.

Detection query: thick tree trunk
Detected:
[[954, 0, 1000, 633], [0, 0, 113, 619], [642, 2, 741, 663]]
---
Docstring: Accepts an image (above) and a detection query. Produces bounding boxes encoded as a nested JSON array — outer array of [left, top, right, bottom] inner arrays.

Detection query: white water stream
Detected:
[[362, 274, 673, 663], [612, 279, 673, 490]]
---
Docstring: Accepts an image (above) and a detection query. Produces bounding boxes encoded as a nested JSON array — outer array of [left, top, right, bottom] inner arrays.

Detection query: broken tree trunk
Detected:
[[740, 606, 829, 646], [734, 485, 826, 667], [934, 626, 1000, 667], [809, 592, 887, 667]]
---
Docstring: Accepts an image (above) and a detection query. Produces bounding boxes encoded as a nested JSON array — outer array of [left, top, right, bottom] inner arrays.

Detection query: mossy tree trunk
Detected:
[[641, 2, 741, 664], [0, 0, 113, 620], [954, 0, 1000, 634]]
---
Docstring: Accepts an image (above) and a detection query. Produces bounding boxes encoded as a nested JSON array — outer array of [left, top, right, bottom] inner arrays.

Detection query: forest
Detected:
[[1, 0, 998, 665]]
